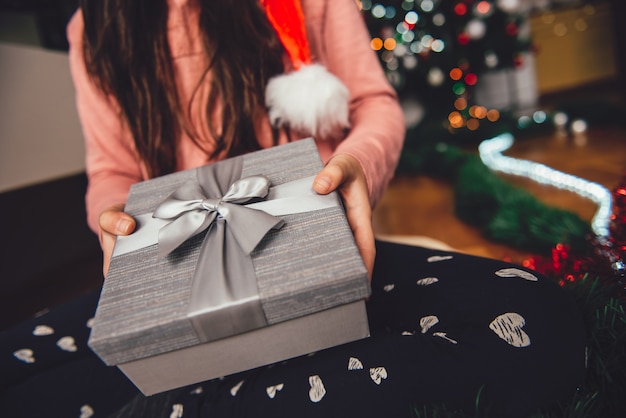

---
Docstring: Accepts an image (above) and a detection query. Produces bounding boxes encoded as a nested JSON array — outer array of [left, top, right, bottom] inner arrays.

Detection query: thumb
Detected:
[[313, 156, 349, 195], [99, 204, 136, 237]]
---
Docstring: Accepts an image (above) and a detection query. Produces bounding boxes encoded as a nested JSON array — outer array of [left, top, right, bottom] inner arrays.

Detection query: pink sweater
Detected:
[[67, 0, 405, 233]]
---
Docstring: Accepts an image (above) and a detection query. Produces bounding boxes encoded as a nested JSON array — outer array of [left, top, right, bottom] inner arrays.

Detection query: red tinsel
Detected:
[[610, 179, 626, 251], [524, 175, 626, 296]]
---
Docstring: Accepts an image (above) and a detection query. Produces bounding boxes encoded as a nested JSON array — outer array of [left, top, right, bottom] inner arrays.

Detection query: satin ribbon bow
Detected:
[[153, 175, 285, 258]]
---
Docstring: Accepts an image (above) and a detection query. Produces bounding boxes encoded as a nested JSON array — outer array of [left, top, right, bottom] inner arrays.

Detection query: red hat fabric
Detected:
[[261, 0, 351, 140]]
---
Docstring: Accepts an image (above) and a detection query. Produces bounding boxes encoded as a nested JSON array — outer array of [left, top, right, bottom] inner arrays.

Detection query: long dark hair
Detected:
[[80, 0, 286, 177]]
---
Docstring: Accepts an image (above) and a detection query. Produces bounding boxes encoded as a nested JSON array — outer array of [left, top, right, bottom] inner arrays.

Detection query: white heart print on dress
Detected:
[[190, 386, 203, 395], [33, 325, 54, 336], [489, 313, 531, 347], [266, 383, 284, 399], [420, 315, 439, 333], [230, 380, 244, 397], [308, 375, 326, 402], [416, 277, 439, 286], [57, 336, 78, 352], [369, 367, 388, 385], [170, 404, 183, 418], [13, 349, 35, 364], [348, 356, 364, 370], [79, 404, 94, 418], [433, 332, 458, 344], [427, 255, 453, 263], [495, 268, 538, 282]]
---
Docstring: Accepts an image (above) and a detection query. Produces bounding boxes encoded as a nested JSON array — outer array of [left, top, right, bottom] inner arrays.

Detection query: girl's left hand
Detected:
[[313, 154, 375, 279]]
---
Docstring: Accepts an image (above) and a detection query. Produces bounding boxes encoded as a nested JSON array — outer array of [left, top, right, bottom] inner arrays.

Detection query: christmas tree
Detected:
[[362, 0, 535, 135]]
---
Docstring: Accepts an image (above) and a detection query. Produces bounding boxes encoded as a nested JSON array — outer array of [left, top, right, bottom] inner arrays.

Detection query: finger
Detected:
[[98, 204, 135, 277], [99, 204, 135, 236], [313, 160, 346, 195]]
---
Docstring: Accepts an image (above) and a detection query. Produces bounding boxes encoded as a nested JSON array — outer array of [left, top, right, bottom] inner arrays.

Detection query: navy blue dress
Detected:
[[0, 241, 586, 418]]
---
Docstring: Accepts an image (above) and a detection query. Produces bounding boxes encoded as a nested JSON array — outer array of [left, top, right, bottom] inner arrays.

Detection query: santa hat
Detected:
[[261, 0, 350, 139]]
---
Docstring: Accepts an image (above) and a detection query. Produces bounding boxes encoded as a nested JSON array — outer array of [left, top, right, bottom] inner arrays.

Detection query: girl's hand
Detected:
[[98, 204, 136, 276], [313, 154, 375, 279]]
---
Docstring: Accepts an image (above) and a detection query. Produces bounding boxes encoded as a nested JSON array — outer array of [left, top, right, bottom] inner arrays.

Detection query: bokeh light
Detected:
[[421, 0, 435, 12], [384, 37, 397, 50], [487, 109, 500, 122], [372, 4, 386, 18], [370, 37, 384, 50], [449, 68, 463, 80], [405, 11, 419, 25], [532, 110, 547, 124], [572, 119, 588, 134], [428, 67, 445, 86], [448, 111, 465, 128], [454, 2, 468, 16], [452, 82, 466, 95], [466, 19, 487, 40], [431, 39, 445, 52], [464, 73, 478, 86], [475, 1, 491, 15], [466, 118, 480, 130], [454, 98, 468, 111]]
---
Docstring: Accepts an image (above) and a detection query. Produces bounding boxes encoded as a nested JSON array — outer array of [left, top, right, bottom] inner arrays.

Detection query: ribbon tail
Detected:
[[222, 203, 284, 255], [188, 219, 267, 342]]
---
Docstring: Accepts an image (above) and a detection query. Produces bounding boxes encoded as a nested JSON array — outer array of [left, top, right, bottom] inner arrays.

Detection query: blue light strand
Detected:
[[478, 133, 612, 237]]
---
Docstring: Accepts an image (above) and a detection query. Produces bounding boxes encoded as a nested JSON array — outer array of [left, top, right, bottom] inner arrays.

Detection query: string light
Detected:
[[478, 133, 612, 237]]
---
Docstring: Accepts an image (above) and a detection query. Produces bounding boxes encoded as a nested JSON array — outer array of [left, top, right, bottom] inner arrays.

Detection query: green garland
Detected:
[[396, 98, 626, 254], [397, 138, 592, 255]]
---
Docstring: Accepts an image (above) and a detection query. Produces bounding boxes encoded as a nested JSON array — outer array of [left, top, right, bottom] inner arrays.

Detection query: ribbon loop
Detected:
[[222, 175, 272, 204]]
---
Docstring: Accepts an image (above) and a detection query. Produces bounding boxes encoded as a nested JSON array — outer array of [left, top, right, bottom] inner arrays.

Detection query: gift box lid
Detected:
[[88, 139, 370, 366]]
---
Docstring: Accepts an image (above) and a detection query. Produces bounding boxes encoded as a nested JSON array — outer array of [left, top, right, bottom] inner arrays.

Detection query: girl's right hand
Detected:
[[98, 203, 136, 276]]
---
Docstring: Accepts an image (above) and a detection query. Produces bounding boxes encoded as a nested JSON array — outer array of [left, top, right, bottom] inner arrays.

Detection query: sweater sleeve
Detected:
[[307, 0, 406, 207], [67, 10, 145, 234]]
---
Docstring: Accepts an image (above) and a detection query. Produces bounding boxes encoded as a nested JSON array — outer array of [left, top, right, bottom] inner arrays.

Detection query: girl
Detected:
[[0, 1, 586, 417]]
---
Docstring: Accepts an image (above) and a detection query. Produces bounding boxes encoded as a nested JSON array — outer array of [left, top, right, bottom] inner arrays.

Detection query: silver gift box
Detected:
[[88, 139, 371, 395]]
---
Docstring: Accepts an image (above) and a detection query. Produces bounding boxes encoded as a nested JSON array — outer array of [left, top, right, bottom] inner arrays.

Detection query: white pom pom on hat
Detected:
[[261, 0, 350, 139]]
